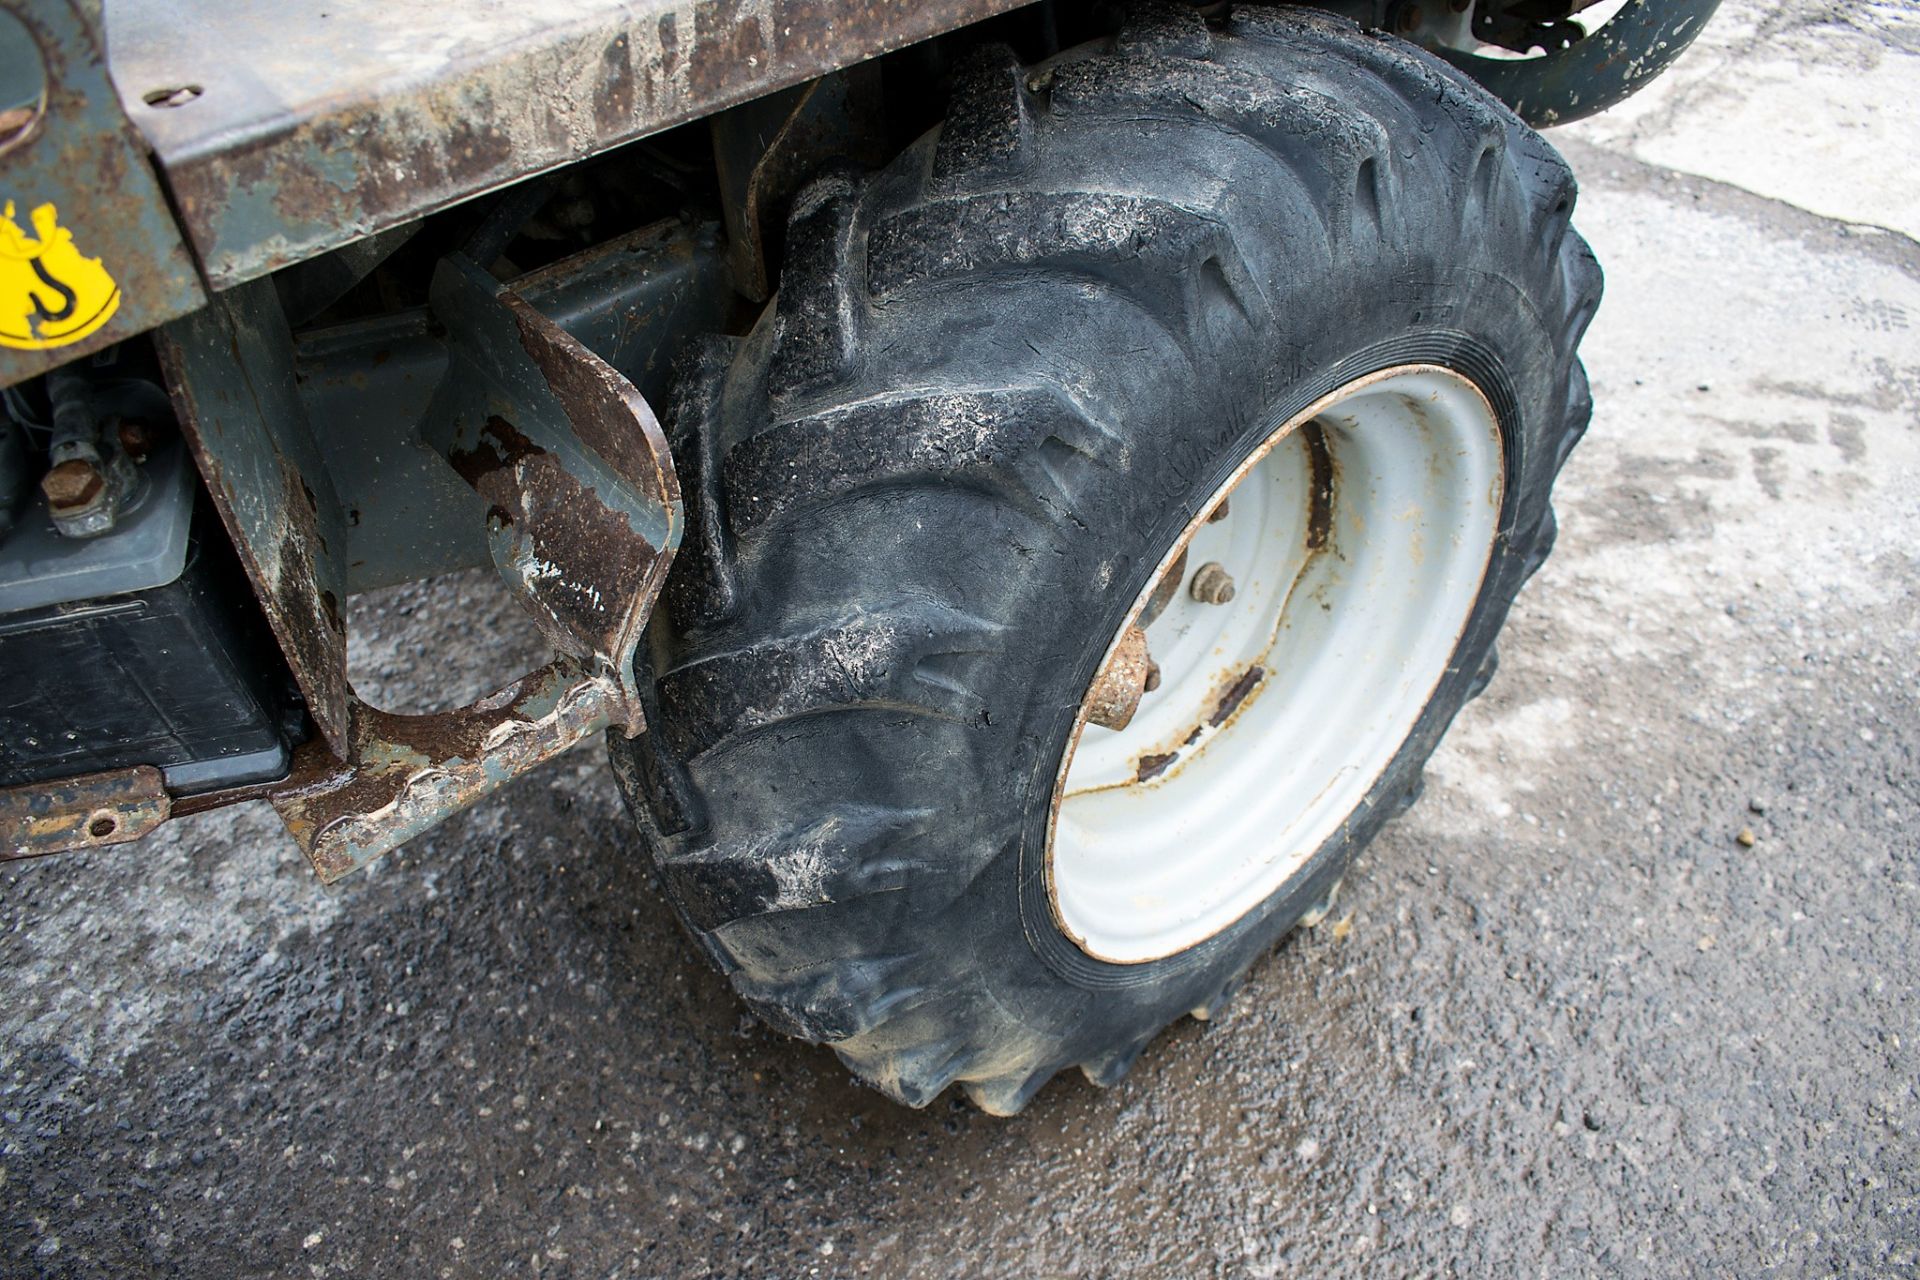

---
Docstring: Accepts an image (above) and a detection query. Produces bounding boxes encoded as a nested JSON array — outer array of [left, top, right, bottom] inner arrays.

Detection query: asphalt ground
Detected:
[[3, 2, 1915, 1276]]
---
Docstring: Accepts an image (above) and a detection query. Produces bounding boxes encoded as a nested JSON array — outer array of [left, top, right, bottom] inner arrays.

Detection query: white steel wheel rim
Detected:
[[1047, 365, 1505, 965]]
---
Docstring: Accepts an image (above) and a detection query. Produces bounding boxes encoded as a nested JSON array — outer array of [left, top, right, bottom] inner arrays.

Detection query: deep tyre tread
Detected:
[[930, 45, 1038, 193], [614, 4, 1600, 1113]]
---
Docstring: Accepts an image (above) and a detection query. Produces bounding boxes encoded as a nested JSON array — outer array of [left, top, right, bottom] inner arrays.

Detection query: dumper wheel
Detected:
[[611, 3, 1600, 1113]]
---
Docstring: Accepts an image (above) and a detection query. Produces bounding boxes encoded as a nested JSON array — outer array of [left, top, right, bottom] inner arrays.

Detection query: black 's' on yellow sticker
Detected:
[[1, 200, 121, 351]]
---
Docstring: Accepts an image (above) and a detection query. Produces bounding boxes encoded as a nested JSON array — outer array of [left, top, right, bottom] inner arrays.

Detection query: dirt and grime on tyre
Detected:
[[2, 1, 1917, 1276]]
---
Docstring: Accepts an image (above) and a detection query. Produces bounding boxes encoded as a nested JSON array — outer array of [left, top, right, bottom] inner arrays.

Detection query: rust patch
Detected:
[[1210, 665, 1266, 728], [2, 766, 171, 862], [594, 35, 638, 138], [127, 0, 1031, 289], [1085, 624, 1155, 733], [447, 414, 546, 488], [1139, 548, 1189, 628], [1302, 420, 1334, 551], [270, 662, 617, 882], [1135, 752, 1178, 783], [507, 293, 679, 513]]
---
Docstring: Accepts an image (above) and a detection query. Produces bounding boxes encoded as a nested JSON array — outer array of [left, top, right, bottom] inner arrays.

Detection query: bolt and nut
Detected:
[[41, 459, 105, 512], [116, 419, 156, 459], [1189, 562, 1236, 605]]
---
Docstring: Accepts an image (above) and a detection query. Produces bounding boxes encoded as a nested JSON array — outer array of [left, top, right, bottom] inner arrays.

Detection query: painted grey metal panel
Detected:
[[155, 279, 353, 753]]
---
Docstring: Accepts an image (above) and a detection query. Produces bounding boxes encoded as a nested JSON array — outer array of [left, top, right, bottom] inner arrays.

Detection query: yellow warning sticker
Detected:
[[0, 200, 121, 351]]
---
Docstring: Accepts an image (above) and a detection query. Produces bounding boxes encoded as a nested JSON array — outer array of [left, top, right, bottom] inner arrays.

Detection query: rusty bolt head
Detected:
[[1397, 4, 1424, 32], [116, 418, 155, 459], [1190, 562, 1237, 605], [41, 459, 105, 512], [1086, 625, 1156, 732]]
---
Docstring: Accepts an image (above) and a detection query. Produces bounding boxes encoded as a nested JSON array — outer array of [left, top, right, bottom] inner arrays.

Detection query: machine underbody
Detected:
[[0, 0, 1717, 876]]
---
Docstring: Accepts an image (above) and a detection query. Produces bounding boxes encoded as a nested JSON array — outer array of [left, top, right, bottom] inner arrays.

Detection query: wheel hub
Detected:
[[1048, 365, 1505, 964]]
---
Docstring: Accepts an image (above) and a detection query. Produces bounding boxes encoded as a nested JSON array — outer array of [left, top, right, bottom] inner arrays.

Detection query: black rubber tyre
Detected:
[[611, 3, 1600, 1113]]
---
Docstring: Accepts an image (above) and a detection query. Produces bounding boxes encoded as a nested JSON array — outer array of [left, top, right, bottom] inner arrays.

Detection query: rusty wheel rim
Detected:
[[1047, 365, 1505, 964]]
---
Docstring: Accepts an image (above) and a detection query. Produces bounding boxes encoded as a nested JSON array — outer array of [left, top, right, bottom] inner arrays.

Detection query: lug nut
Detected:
[[1189, 562, 1236, 605], [41, 458, 105, 512]]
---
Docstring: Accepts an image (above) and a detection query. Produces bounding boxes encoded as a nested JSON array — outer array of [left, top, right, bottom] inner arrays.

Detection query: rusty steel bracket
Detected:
[[157, 278, 354, 754], [158, 255, 679, 882], [268, 660, 625, 883], [262, 256, 681, 882], [421, 254, 681, 724], [1, 764, 171, 860]]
